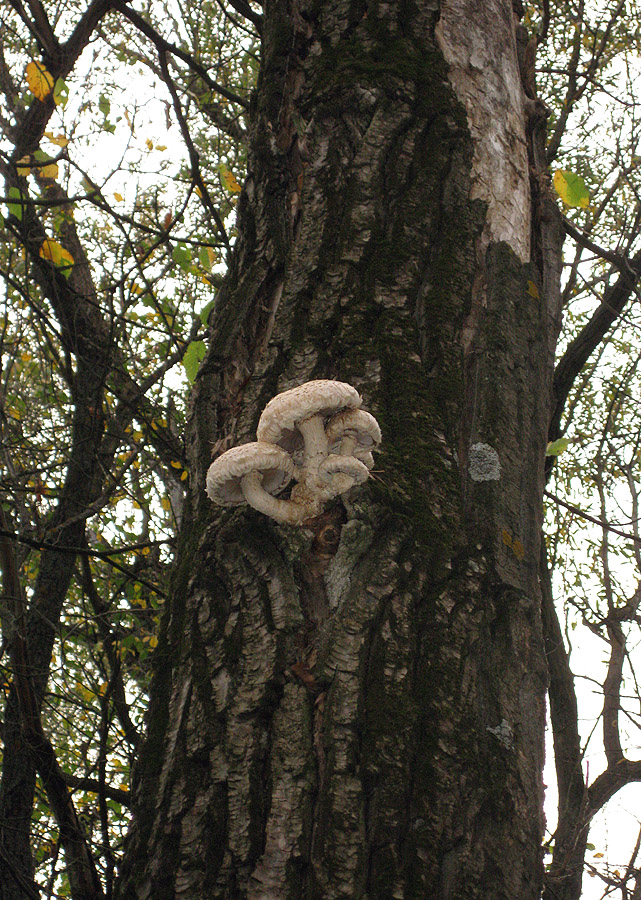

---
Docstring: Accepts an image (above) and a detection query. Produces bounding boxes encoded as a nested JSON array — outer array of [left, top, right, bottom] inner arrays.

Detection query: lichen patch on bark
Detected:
[[435, 0, 531, 262]]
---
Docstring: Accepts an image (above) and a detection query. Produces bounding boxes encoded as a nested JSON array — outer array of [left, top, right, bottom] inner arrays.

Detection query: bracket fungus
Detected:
[[206, 380, 381, 525]]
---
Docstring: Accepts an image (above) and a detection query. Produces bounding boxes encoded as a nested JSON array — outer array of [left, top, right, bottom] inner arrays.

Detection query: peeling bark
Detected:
[[435, 0, 531, 261], [117, 2, 564, 898]]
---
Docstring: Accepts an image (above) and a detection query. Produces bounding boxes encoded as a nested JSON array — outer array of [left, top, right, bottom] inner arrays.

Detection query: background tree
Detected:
[[1, 1, 641, 899]]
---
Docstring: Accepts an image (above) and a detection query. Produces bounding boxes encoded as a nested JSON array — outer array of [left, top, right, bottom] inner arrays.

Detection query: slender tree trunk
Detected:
[[117, 1, 564, 898]]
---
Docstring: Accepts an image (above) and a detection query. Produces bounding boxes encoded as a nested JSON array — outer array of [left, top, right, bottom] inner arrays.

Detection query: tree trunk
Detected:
[[117, 1, 564, 898]]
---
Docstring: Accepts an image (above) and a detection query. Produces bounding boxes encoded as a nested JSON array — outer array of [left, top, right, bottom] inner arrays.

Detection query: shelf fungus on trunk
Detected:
[[206, 380, 381, 524]]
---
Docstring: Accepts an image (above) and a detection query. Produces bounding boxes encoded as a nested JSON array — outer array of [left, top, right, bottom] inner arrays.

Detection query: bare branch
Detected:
[[0, 508, 105, 900], [544, 490, 641, 546], [562, 215, 631, 270], [225, 0, 263, 32], [112, 0, 249, 110], [550, 247, 641, 442], [158, 47, 232, 253]]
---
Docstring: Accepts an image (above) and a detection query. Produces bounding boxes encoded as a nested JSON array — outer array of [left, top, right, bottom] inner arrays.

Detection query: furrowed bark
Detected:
[[118, 2, 564, 899]]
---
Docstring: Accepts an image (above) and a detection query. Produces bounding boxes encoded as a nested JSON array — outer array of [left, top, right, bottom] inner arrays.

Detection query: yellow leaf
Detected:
[[155, 144, 167, 151], [180, 470, 188, 481], [41, 161, 58, 179], [39, 239, 74, 276], [501, 529, 513, 548], [170, 460, 182, 468], [25, 61, 54, 100], [148, 635, 158, 648], [553, 170, 590, 208], [219, 163, 242, 193], [145, 138, 154, 150], [16, 156, 31, 176], [526, 280, 540, 299], [113, 192, 124, 202], [44, 131, 69, 147], [141, 546, 150, 555], [161, 496, 171, 511]]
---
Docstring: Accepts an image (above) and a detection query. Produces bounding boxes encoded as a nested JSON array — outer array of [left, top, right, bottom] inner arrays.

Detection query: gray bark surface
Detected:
[[117, 2, 565, 898]]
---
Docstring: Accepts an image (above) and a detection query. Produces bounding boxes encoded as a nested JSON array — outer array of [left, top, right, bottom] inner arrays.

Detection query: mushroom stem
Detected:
[[297, 414, 330, 470], [339, 435, 358, 456], [240, 472, 308, 525]]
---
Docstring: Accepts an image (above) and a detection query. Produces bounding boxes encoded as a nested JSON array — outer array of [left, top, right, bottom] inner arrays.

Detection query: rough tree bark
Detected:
[[117, 1, 564, 898]]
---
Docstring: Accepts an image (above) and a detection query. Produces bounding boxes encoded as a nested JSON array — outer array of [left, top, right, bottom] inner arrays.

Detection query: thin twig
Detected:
[[113, 0, 249, 109], [0, 527, 172, 559], [158, 47, 232, 253], [545, 489, 641, 545]]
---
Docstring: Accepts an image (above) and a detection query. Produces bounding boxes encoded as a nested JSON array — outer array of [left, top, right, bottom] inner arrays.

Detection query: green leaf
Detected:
[[199, 245, 216, 270], [7, 187, 25, 221], [218, 163, 242, 193], [199, 298, 215, 325], [553, 170, 590, 208], [53, 77, 68, 107], [39, 238, 74, 278], [80, 175, 101, 198], [172, 244, 192, 272], [98, 94, 111, 116], [182, 340, 206, 383], [33, 150, 57, 179], [545, 437, 569, 456]]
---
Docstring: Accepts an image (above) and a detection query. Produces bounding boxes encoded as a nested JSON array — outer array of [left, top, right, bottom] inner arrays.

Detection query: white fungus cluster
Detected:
[[206, 380, 381, 525]]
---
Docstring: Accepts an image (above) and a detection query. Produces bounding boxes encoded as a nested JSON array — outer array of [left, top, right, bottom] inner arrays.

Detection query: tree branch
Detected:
[[588, 759, 641, 814], [80, 554, 141, 752], [0, 508, 104, 900], [225, 0, 263, 32], [562, 215, 630, 270], [62, 773, 131, 808], [0, 527, 171, 560], [112, 0, 249, 109], [550, 246, 641, 442], [158, 47, 232, 253], [544, 490, 641, 545], [541, 541, 589, 900]]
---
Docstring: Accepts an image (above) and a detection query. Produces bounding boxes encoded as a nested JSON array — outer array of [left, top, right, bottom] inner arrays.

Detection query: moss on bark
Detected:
[[118, 2, 562, 899]]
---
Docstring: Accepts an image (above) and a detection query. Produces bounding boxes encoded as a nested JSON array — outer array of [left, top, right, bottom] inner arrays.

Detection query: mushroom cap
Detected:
[[206, 442, 296, 506], [257, 380, 362, 456], [319, 453, 370, 489], [325, 408, 381, 456]]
